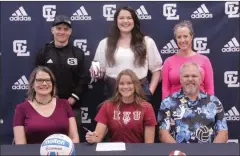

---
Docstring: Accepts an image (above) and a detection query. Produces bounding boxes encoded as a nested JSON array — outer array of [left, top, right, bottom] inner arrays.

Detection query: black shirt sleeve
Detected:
[[71, 47, 87, 101], [35, 47, 46, 67]]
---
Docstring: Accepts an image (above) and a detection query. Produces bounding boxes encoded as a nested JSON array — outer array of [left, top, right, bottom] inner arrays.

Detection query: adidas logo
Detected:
[[9, 6, 31, 21], [222, 37, 240, 52], [12, 75, 29, 90], [160, 39, 178, 54], [191, 4, 213, 19], [136, 5, 151, 20], [225, 106, 240, 121], [47, 59, 53, 63], [71, 6, 92, 21]]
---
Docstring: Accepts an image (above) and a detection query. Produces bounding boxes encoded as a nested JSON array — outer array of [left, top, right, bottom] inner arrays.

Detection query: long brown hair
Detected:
[[27, 66, 57, 101], [106, 6, 147, 67], [108, 69, 146, 111]]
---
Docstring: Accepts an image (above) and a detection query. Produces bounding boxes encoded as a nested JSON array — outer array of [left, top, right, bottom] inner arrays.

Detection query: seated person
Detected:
[[86, 69, 157, 143], [158, 62, 228, 143], [13, 66, 79, 144]]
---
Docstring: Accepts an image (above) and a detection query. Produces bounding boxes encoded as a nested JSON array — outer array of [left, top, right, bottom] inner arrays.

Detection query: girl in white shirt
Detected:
[[90, 6, 162, 101]]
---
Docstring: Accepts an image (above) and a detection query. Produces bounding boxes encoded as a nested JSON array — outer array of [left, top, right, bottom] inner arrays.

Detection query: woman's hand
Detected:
[[89, 66, 105, 79], [85, 131, 98, 144]]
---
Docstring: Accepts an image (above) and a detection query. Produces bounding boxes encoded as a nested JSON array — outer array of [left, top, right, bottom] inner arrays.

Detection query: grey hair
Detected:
[[173, 20, 194, 37], [27, 66, 57, 101], [180, 62, 202, 75]]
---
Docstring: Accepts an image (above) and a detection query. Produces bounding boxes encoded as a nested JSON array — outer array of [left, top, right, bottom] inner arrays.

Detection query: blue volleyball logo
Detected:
[[40, 134, 75, 156]]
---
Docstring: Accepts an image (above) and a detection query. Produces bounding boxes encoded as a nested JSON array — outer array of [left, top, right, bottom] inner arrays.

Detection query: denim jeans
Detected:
[[141, 79, 152, 102]]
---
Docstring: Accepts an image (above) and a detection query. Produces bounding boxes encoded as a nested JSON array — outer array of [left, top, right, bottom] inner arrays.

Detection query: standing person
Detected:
[[162, 20, 214, 99], [158, 62, 228, 143], [90, 6, 163, 101], [13, 66, 79, 144], [86, 69, 157, 143], [35, 15, 86, 139]]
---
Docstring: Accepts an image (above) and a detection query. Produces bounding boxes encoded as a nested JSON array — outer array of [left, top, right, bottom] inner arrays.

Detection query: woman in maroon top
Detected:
[[13, 66, 79, 144], [86, 69, 157, 143]]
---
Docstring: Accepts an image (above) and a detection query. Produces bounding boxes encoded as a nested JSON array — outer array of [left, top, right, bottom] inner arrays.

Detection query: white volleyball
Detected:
[[40, 134, 75, 156]]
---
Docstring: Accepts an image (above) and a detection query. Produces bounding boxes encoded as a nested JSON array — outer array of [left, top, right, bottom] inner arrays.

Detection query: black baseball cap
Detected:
[[52, 15, 72, 28]]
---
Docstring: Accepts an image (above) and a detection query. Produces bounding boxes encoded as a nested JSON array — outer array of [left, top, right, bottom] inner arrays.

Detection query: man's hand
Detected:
[[68, 97, 76, 105]]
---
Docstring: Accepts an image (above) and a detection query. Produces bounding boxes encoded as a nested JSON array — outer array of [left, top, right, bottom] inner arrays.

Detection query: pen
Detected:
[[82, 126, 91, 132], [82, 126, 98, 144], [82, 126, 98, 137]]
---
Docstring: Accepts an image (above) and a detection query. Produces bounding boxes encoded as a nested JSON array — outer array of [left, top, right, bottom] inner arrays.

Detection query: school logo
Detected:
[[103, 4, 116, 21], [224, 71, 240, 87], [42, 5, 56, 22], [123, 111, 131, 124], [67, 58, 77, 65], [13, 40, 30, 56], [193, 37, 210, 54], [73, 39, 90, 56], [225, 2, 239, 18], [81, 107, 91, 123], [163, 4, 179, 20], [133, 111, 141, 120], [113, 111, 120, 120]]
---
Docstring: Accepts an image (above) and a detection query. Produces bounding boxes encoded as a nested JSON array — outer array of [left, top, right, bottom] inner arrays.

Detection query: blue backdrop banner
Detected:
[[0, 1, 239, 144]]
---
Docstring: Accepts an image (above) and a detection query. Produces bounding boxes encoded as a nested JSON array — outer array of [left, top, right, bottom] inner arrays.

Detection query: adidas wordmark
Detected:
[[161, 39, 178, 54], [222, 37, 240, 52], [225, 106, 240, 121], [136, 5, 151, 20], [12, 75, 29, 90], [9, 6, 31, 21], [71, 6, 92, 20], [191, 4, 213, 19]]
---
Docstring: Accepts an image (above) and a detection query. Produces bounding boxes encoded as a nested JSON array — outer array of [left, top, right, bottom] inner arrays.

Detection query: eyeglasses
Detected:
[[35, 78, 52, 84]]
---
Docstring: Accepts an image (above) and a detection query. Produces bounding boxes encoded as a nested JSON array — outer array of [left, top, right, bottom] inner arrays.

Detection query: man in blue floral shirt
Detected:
[[158, 62, 228, 143]]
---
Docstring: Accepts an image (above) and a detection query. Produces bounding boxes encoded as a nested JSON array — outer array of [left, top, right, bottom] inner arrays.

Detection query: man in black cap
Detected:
[[35, 15, 87, 141]]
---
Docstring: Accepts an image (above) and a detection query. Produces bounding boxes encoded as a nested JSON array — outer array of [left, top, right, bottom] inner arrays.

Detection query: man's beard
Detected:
[[184, 85, 199, 97]]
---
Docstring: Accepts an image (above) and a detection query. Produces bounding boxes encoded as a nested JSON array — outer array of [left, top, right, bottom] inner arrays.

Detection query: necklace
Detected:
[[34, 97, 52, 105]]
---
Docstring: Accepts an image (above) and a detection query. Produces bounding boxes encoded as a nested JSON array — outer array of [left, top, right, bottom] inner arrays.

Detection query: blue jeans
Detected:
[[141, 79, 152, 102]]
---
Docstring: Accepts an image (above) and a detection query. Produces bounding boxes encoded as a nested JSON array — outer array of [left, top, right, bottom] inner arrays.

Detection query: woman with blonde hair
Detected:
[[162, 20, 214, 99], [86, 69, 157, 143]]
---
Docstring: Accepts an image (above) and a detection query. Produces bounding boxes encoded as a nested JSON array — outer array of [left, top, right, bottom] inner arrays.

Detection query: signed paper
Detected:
[[96, 142, 126, 151]]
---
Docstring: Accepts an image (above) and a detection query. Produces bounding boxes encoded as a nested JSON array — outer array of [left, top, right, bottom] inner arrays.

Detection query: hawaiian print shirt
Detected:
[[158, 89, 228, 143]]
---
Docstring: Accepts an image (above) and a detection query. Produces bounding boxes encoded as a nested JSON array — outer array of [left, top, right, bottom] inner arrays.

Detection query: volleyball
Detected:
[[40, 134, 75, 156], [169, 150, 186, 156]]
